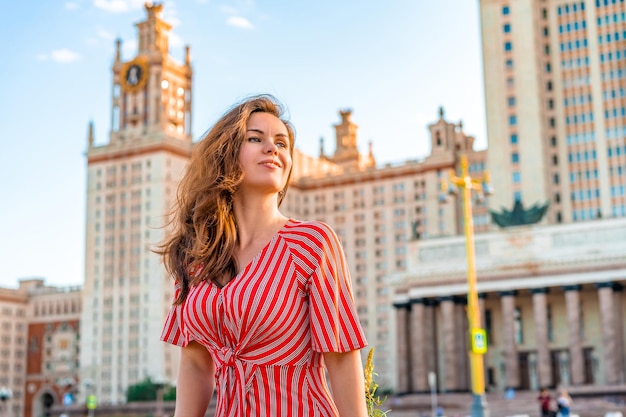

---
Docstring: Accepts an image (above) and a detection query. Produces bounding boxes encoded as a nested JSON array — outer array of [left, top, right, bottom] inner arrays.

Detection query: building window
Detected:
[[510, 134, 518, 144], [485, 309, 493, 345], [503, 23, 511, 33], [512, 172, 521, 183], [512, 153, 519, 163], [514, 307, 524, 344], [503, 5, 510, 15], [508, 97, 516, 107], [547, 304, 554, 342], [509, 115, 517, 125], [504, 41, 513, 52]]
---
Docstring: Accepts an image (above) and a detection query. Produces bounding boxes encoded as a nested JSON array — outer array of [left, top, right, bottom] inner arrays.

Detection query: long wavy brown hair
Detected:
[[157, 95, 295, 305]]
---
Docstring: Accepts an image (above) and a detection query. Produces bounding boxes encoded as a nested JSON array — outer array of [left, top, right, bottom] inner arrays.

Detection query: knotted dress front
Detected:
[[161, 219, 367, 417]]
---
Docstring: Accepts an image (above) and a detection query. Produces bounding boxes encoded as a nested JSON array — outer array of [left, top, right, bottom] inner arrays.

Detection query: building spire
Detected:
[[87, 121, 94, 147], [115, 38, 121, 62], [137, 2, 171, 55], [185, 45, 191, 66]]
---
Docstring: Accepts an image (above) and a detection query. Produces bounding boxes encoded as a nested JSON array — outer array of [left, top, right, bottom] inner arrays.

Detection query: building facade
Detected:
[[0, 278, 81, 417], [480, 0, 626, 224], [0, 283, 28, 417], [80, 3, 193, 403], [392, 217, 626, 392], [282, 108, 489, 387], [24, 280, 82, 417]]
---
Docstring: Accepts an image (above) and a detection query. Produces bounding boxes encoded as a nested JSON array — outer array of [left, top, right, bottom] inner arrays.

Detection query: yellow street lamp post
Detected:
[[442, 154, 491, 417]]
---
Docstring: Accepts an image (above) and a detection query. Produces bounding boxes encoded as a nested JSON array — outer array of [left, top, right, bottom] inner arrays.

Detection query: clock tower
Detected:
[[112, 2, 192, 140], [81, 3, 193, 403]]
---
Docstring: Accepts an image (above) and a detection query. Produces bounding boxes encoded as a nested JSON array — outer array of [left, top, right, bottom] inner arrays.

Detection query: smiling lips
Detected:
[[259, 159, 282, 168]]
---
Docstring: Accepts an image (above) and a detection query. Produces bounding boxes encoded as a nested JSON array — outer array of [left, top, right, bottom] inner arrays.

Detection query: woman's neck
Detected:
[[232, 194, 287, 246]]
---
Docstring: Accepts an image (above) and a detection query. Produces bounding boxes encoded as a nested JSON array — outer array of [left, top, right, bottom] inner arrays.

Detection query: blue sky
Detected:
[[0, 0, 486, 288]]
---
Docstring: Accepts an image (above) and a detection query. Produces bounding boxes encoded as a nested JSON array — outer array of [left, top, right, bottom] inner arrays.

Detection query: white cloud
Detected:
[[65, 2, 80, 10], [97, 27, 115, 41], [121, 38, 138, 57], [163, 8, 181, 27], [51, 48, 81, 63], [92, 0, 144, 13], [226, 16, 254, 30], [169, 31, 184, 48]]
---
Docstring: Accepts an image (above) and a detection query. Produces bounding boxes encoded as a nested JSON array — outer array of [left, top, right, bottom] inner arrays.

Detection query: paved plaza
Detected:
[[380, 390, 626, 417]]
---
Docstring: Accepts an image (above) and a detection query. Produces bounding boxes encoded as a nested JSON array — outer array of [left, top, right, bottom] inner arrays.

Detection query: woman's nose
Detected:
[[265, 142, 278, 154]]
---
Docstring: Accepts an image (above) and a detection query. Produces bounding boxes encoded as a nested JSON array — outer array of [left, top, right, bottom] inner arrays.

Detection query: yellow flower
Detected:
[[364, 348, 390, 417]]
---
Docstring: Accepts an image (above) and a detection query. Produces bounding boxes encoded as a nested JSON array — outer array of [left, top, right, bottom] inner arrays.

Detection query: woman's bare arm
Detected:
[[174, 341, 215, 417], [324, 350, 368, 417]]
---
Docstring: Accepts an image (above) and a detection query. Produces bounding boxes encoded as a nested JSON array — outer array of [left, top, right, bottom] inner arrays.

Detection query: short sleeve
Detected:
[[160, 283, 189, 347], [307, 222, 367, 352]]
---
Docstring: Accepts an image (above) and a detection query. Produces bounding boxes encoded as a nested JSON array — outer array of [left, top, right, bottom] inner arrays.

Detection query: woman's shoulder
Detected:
[[283, 218, 338, 238], [281, 219, 343, 256]]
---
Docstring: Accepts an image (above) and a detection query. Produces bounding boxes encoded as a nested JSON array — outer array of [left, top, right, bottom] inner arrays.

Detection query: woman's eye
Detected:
[[248, 137, 261, 142], [277, 141, 287, 148]]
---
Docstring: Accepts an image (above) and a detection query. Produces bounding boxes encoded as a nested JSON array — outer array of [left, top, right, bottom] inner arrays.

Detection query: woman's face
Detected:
[[238, 112, 293, 197]]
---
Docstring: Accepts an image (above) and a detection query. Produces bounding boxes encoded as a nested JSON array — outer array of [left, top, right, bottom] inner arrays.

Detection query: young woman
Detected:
[[556, 389, 572, 417], [159, 95, 368, 417]]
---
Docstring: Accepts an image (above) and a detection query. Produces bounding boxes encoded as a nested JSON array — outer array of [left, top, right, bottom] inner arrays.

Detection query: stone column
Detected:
[[409, 299, 428, 391], [440, 296, 457, 391], [597, 282, 619, 385], [423, 299, 438, 389], [532, 288, 552, 388], [478, 293, 487, 329], [564, 285, 585, 386], [614, 284, 625, 383], [501, 290, 520, 388], [454, 296, 469, 391], [394, 302, 410, 393]]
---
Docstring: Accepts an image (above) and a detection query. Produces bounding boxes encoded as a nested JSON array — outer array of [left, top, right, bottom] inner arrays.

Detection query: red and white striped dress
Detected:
[[161, 219, 367, 417]]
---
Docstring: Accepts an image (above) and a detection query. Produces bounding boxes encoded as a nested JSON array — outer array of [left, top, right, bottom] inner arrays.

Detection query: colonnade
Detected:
[[394, 282, 625, 393]]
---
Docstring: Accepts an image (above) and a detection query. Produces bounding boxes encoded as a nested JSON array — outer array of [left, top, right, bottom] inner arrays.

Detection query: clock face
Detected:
[[125, 64, 143, 86], [120, 58, 148, 93]]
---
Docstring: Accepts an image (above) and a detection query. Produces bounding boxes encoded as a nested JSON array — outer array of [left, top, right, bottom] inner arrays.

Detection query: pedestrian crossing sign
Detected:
[[471, 328, 487, 354], [86, 394, 97, 410]]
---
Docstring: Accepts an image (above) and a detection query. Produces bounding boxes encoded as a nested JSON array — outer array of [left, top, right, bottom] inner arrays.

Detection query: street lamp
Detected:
[[153, 376, 169, 417], [441, 154, 492, 417], [84, 379, 97, 417], [0, 387, 12, 417]]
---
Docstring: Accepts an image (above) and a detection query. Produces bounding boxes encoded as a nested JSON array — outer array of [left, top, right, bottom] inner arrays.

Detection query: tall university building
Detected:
[[1, 1, 625, 415]]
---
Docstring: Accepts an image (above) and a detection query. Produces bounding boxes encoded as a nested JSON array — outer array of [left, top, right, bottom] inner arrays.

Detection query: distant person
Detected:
[[537, 387, 553, 417], [158, 95, 368, 416], [557, 388, 572, 417]]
